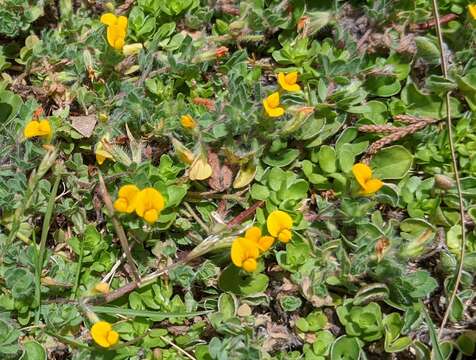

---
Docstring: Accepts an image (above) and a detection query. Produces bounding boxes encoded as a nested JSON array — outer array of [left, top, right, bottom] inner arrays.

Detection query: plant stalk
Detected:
[[430, 0, 467, 339]]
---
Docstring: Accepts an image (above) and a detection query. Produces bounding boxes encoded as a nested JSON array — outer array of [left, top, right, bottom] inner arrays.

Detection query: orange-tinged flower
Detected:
[[180, 115, 197, 129], [231, 237, 260, 272], [244, 226, 275, 252], [469, 4, 476, 20], [24, 119, 52, 139], [263, 92, 285, 117], [215, 46, 229, 58], [100, 13, 127, 50], [94, 282, 110, 294], [135, 187, 165, 224], [352, 163, 383, 196], [267, 210, 293, 243], [278, 72, 301, 92], [91, 321, 119, 348], [114, 184, 140, 213]]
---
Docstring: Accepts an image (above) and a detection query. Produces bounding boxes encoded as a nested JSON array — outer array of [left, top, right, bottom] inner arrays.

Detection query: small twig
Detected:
[[98, 173, 141, 283], [159, 336, 197, 360], [356, 29, 372, 51], [431, 0, 467, 339], [410, 13, 458, 31], [183, 202, 209, 233], [226, 201, 264, 229]]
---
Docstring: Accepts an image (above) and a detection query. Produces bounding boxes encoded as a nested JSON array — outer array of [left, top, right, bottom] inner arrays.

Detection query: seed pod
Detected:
[[435, 174, 454, 190]]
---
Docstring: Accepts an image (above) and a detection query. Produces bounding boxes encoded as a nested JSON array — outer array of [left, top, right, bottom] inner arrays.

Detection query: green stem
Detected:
[[34, 174, 61, 324], [71, 236, 84, 300], [430, 0, 467, 339]]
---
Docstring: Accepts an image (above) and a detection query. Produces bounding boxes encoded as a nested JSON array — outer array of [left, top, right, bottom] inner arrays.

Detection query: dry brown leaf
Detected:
[[208, 151, 233, 191], [71, 115, 97, 138]]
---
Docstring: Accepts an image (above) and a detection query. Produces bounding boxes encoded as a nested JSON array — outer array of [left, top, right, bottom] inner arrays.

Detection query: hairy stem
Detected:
[[430, 0, 467, 339]]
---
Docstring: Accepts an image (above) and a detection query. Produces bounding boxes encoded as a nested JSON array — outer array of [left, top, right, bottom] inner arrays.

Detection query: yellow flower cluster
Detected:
[[100, 13, 128, 50], [231, 210, 293, 272], [91, 321, 119, 348], [263, 71, 301, 118], [352, 163, 383, 196], [114, 185, 165, 224], [24, 119, 52, 141]]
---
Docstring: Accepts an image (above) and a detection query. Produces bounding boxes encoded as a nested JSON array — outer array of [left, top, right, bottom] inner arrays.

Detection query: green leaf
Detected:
[[250, 184, 270, 200], [89, 306, 210, 320], [364, 76, 401, 97], [263, 149, 300, 167], [218, 265, 269, 295], [318, 145, 337, 173], [20, 341, 46, 360], [371, 145, 413, 180], [330, 336, 361, 360]]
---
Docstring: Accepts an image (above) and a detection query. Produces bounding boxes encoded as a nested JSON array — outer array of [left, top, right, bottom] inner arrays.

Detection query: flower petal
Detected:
[[144, 209, 159, 224], [106, 330, 119, 346], [38, 119, 51, 136], [242, 258, 257, 272], [267, 210, 292, 237], [257, 236, 274, 252], [267, 92, 280, 108], [245, 226, 261, 243], [362, 179, 384, 195], [100, 13, 117, 26], [352, 163, 373, 189], [277, 73, 287, 89], [106, 25, 118, 48], [469, 4, 476, 20], [91, 321, 113, 348], [24, 121, 40, 138], [231, 237, 245, 267], [285, 71, 298, 85], [117, 16, 128, 29]]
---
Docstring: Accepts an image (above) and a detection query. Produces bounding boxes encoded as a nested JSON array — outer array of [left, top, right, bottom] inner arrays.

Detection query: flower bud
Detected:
[[122, 43, 143, 56]]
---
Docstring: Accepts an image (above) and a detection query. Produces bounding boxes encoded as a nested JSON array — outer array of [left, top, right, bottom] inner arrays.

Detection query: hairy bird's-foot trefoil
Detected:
[[100, 13, 127, 50], [267, 210, 293, 243], [91, 321, 119, 348], [94, 282, 110, 294], [114, 184, 140, 213], [263, 92, 285, 117], [24, 119, 52, 141], [352, 163, 383, 196], [245, 226, 275, 252], [278, 71, 301, 92], [135, 187, 165, 224], [231, 237, 260, 272]]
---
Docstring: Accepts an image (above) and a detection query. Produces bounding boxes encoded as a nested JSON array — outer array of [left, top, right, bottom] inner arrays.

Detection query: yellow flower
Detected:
[[244, 226, 275, 252], [24, 119, 52, 139], [100, 13, 127, 50], [95, 136, 114, 165], [231, 237, 260, 272], [94, 282, 110, 294], [263, 92, 285, 117], [91, 321, 119, 348], [135, 187, 165, 224], [180, 115, 197, 129], [267, 210, 293, 243], [114, 184, 140, 213], [352, 163, 383, 196], [278, 72, 301, 92], [469, 4, 476, 20]]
